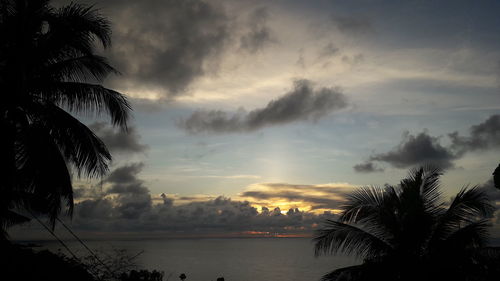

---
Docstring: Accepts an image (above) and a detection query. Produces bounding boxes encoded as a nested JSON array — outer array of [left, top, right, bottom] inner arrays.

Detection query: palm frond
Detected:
[[16, 123, 74, 227], [339, 185, 400, 243], [401, 165, 443, 210], [36, 82, 130, 128], [313, 219, 392, 259], [0, 209, 30, 230], [433, 186, 494, 241], [42, 2, 111, 57], [26, 102, 112, 178], [0, 209, 31, 240], [339, 186, 386, 223], [320, 265, 366, 281], [0, 0, 127, 235], [449, 186, 494, 220], [44, 54, 119, 83], [319, 263, 390, 281], [56, 3, 111, 48], [444, 220, 490, 250]]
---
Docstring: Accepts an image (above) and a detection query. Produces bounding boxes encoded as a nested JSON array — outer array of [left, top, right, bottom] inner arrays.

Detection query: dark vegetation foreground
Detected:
[[1, 242, 164, 281], [314, 166, 500, 281]]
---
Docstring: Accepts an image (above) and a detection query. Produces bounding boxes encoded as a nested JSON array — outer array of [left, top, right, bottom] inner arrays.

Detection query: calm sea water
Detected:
[[38, 238, 357, 281]]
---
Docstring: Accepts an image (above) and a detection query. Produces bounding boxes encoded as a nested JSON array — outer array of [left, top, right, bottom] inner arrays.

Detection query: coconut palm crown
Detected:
[[314, 166, 497, 281], [0, 0, 130, 238]]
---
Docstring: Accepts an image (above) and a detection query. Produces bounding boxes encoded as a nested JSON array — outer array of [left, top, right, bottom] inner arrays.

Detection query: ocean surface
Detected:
[[37, 238, 357, 281]]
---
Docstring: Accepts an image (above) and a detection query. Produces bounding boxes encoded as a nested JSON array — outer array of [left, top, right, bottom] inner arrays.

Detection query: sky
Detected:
[[12, 0, 500, 239]]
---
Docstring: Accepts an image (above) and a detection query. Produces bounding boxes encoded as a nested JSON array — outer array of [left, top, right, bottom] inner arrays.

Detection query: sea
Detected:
[[34, 238, 358, 281]]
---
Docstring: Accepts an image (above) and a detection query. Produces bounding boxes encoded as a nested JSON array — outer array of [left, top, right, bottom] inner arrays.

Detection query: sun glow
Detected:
[[238, 182, 357, 214]]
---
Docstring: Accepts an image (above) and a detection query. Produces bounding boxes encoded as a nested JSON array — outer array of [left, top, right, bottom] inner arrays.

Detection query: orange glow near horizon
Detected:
[[239, 231, 311, 238]]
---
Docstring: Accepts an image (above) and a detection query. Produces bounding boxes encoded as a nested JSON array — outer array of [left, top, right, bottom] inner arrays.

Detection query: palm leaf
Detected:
[[44, 54, 119, 83], [339, 185, 400, 244], [35, 82, 130, 128], [55, 3, 111, 48], [443, 220, 490, 250], [320, 265, 366, 281], [0, 209, 31, 240], [433, 186, 494, 242], [313, 219, 392, 259], [15, 123, 74, 227], [26, 102, 112, 178]]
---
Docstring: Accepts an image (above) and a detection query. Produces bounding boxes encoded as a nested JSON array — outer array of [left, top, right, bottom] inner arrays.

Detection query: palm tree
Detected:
[[0, 0, 130, 239], [314, 166, 497, 281]]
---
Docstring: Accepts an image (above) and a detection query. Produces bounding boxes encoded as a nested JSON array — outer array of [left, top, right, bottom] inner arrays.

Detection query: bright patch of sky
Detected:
[[55, 0, 500, 235]]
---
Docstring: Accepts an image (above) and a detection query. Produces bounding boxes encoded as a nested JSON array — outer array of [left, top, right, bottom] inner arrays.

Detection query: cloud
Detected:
[[178, 79, 348, 134], [70, 194, 337, 236], [103, 0, 231, 97], [353, 162, 384, 173], [449, 115, 500, 153], [89, 122, 148, 154], [477, 178, 500, 203], [330, 14, 372, 35], [105, 163, 149, 195], [74, 163, 151, 219], [66, 166, 349, 235], [239, 7, 274, 53], [239, 182, 356, 211], [368, 131, 457, 170], [354, 115, 500, 172]]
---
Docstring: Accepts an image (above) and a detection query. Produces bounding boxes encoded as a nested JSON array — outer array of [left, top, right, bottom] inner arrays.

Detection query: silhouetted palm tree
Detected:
[[314, 166, 497, 281], [0, 0, 130, 239]]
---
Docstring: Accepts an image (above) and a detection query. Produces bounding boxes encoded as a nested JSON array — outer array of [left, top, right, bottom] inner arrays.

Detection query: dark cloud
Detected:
[[70, 194, 336, 234], [449, 115, 500, 153], [240, 7, 274, 53], [331, 14, 372, 34], [354, 115, 500, 172], [369, 131, 457, 170], [105, 163, 149, 195], [69, 186, 338, 235], [101, 0, 230, 97], [90, 122, 148, 154], [104, 163, 151, 219], [353, 162, 384, 173], [75, 163, 151, 220], [178, 79, 348, 134], [66, 169, 344, 234]]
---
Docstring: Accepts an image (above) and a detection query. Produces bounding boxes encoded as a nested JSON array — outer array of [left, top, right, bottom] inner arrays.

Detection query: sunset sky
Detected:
[[15, 0, 500, 238]]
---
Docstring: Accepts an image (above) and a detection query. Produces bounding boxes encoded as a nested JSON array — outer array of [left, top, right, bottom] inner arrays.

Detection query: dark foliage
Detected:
[[314, 166, 500, 281], [1, 243, 95, 281], [0, 0, 130, 238], [493, 164, 500, 190], [0, 243, 166, 281]]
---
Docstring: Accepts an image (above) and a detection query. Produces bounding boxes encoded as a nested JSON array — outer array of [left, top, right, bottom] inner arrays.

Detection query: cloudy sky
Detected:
[[16, 0, 500, 238]]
